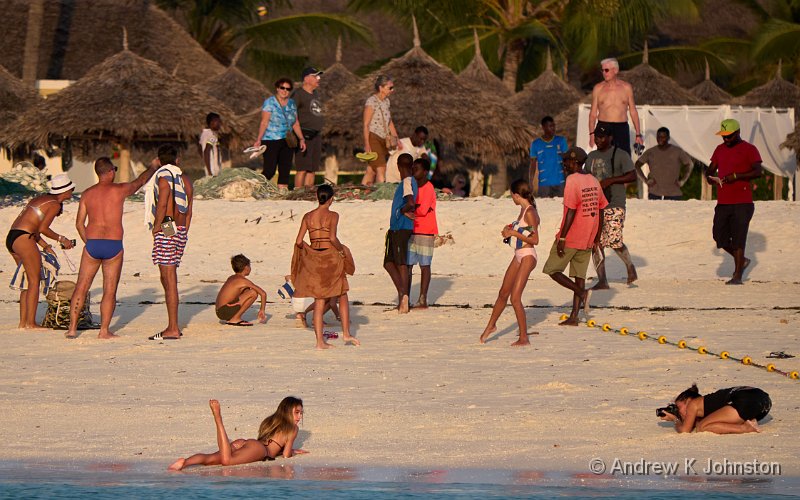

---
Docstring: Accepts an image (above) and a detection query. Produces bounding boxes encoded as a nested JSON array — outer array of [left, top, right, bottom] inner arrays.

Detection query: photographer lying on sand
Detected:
[[658, 384, 771, 434]]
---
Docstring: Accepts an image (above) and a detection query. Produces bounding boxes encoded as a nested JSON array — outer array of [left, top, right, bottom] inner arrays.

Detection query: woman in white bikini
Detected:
[[480, 179, 540, 346], [5, 173, 75, 328], [168, 397, 308, 471]]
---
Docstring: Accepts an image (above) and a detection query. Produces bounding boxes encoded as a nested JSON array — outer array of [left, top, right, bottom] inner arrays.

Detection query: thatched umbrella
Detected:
[[457, 30, 509, 97], [780, 121, 800, 160], [0, 63, 39, 124], [199, 46, 271, 116], [319, 37, 361, 103], [510, 48, 583, 126], [690, 59, 732, 105], [731, 61, 800, 110], [618, 43, 702, 106], [1, 36, 246, 182], [324, 21, 534, 173]]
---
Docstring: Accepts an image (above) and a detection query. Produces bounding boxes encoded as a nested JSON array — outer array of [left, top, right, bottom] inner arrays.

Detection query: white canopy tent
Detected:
[[576, 104, 797, 199]]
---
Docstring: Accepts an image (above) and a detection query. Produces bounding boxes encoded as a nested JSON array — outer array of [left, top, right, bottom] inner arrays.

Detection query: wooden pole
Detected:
[[774, 175, 784, 200], [469, 169, 485, 197], [324, 155, 339, 185], [116, 145, 132, 182]]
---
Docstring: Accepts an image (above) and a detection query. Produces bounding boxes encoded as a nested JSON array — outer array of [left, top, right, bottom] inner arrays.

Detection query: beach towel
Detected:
[[144, 164, 188, 230], [9, 251, 60, 296], [291, 243, 354, 299]]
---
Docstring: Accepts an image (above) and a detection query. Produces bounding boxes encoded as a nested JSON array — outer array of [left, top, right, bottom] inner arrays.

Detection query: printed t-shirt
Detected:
[[558, 172, 609, 250], [198, 128, 221, 176], [530, 136, 568, 187], [413, 181, 438, 235], [292, 88, 324, 132], [710, 141, 762, 205], [261, 96, 297, 140], [638, 144, 692, 197], [586, 146, 634, 209], [390, 177, 418, 231], [365, 95, 391, 139]]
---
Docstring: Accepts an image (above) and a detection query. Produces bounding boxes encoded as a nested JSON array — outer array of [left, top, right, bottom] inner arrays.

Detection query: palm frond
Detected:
[[617, 46, 732, 75], [752, 19, 800, 61], [243, 13, 374, 48]]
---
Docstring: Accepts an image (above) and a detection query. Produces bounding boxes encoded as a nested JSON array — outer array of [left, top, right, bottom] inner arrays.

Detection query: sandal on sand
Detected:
[[149, 332, 180, 340], [323, 330, 339, 339], [243, 145, 267, 159], [226, 320, 253, 327]]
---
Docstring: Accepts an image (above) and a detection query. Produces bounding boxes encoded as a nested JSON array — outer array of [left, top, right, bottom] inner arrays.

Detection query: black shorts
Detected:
[[384, 229, 412, 266], [713, 203, 754, 250], [730, 388, 771, 421], [295, 133, 322, 172], [597, 120, 631, 155], [261, 139, 294, 186]]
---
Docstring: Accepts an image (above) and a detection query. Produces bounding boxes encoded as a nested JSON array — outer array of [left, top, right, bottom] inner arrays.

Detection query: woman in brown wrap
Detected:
[[291, 185, 359, 349]]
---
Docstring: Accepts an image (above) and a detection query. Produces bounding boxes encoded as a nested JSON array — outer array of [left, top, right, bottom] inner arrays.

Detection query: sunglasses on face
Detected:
[[387, 86, 395, 91], [602, 68, 612, 73], [278, 86, 292, 91]]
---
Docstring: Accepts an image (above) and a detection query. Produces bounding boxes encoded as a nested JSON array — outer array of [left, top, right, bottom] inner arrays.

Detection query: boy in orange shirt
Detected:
[[407, 158, 437, 309]]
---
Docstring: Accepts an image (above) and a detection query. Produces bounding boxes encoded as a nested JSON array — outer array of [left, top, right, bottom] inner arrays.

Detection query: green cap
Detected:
[[715, 119, 740, 136]]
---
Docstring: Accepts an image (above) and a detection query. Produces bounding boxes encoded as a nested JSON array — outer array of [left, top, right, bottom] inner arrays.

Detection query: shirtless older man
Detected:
[[588, 58, 643, 155], [65, 157, 158, 339]]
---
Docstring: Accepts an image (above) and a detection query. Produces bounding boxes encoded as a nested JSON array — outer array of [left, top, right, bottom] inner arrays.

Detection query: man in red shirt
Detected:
[[706, 119, 763, 285], [542, 147, 608, 325], [408, 158, 438, 309]]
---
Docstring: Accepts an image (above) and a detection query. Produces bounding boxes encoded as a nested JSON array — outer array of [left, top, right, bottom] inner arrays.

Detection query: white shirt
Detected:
[[199, 128, 221, 176], [386, 138, 426, 183]]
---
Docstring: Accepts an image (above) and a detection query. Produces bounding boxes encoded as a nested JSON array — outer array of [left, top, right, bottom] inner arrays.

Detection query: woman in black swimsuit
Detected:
[[6, 174, 75, 328], [168, 397, 307, 471], [660, 383, 771, 434]]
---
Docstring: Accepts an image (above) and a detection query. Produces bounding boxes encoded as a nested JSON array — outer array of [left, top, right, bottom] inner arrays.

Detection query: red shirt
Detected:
[[558, 173, 608, 250], [710, 141, 762, 205], [413, 181, 438, 235]]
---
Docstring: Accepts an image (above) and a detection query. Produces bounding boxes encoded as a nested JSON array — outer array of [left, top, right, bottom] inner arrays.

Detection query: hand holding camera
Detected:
[[656, 403, 680, 420]]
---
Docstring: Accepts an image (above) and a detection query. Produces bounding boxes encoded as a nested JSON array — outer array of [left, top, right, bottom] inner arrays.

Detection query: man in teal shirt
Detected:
[[530, 116, 568, 197]]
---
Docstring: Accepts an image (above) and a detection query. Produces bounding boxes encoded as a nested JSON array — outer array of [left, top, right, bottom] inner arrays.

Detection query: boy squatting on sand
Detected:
[[215, 254, 267, 326]]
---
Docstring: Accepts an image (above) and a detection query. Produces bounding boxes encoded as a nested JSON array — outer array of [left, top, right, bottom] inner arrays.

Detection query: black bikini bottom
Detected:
[[6, 229, 33, 254]]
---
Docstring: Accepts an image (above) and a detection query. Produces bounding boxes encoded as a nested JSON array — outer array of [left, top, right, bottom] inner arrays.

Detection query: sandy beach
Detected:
[[0, 197, 797, 477]]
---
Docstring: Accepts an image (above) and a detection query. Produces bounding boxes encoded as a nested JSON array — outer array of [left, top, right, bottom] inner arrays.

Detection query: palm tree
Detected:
[[156, 0, 372, 81]]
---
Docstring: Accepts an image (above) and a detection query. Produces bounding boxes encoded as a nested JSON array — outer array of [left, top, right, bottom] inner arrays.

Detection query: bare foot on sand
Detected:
[[21, 324, 50, 331], [626, 267, 638, 285], [412, 297, 429, 311], [342, 335, 360, 346], [65, 331, 78, 339], [398, 295, 409, 314], [479, 326, 496, 344], [511, 336, 530, 347], [582, 290, 592, 315], [745, 419, 761, 433], [167, 458, 186, 471], [98, 331, 119, 339], [559, 317, 579, 326], [316, 341, 335, 350], [591, 281, 610, 291]]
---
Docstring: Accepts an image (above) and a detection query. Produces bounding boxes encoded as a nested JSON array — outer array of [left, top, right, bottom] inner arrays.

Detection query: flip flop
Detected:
[[243, 145, 267, 159], [355, 152, 378, 162], [323, 330, 339, 339], [226, 320, 253, 327], [149, 332, 180, 340]]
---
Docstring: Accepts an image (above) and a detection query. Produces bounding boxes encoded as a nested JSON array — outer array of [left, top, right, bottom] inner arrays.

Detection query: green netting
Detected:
[[192, 168, 453, 202], [0, 163, 46, 196]]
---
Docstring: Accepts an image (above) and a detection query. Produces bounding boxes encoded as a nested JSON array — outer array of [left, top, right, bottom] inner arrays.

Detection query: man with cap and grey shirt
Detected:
[[543, 147, 608, 326], [586, 122, 638, 289], [292, 67, 324, 189], [706, 118, 763, 285]]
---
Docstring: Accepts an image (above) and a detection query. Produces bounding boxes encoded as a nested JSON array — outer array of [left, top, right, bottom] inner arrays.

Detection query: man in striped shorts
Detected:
[[149, 144, 194, 340]]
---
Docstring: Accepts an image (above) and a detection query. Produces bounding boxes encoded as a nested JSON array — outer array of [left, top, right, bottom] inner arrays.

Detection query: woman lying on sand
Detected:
[[168, 397, 308, 471], [5, 174, 75, 329], [660, 384, 771, 434], [480, 179, 540, 346]]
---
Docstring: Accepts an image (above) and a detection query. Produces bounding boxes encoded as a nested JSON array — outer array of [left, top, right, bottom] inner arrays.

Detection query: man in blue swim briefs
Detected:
[[65, 157, 159, 339]]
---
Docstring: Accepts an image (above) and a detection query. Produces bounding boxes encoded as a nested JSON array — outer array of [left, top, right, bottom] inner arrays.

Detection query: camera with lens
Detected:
[[656, 403, 679, 418], [633, 142, 645, 155], [161, 216, 177, 237], [60, 238, 77, 249]]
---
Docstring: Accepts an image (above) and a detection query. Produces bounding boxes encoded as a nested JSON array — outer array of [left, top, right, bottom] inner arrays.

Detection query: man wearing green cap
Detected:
[[706, 119, 763, 285]]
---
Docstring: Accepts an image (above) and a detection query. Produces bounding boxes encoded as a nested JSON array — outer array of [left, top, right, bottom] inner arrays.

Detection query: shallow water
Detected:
[[1, 462, 797, 499]]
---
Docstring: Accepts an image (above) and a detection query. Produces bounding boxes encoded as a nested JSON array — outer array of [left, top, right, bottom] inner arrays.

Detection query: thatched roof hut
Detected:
[[324, 25, 534, 167], [199, 47, 270, 116], [730, 62, 800, 111], [510, 48, 582, 126], [0, 63, 39, 123], [780, 121, 800, 159], [318, 38, 361, 103], [1, 46, 246, 180], [552, 95, 592, 145], [617, 44, 702, 106], [690, 59, 732, 105], [457, 31, 509, 96], [0, 0, 224, 83]]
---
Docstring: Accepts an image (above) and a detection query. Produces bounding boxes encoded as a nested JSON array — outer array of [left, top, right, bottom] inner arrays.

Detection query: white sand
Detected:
[[0, 197, 797, 475]]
